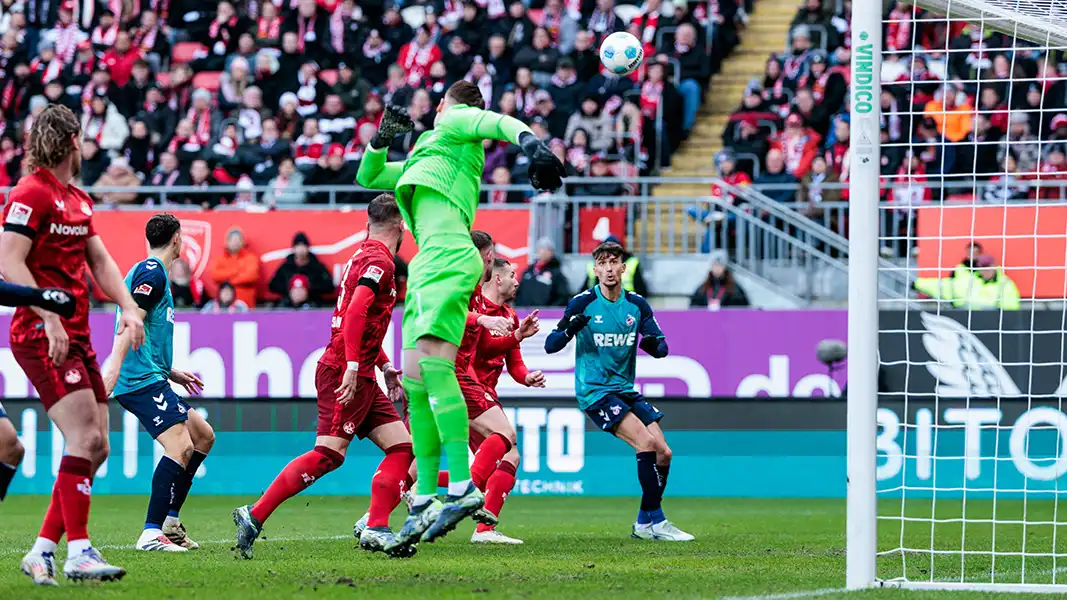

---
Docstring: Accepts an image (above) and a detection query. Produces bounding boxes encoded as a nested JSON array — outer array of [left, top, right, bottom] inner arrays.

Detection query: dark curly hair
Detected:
[[24, 104, 81, 170]]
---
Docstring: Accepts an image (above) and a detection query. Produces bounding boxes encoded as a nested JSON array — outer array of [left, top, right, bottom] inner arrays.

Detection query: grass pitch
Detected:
[[0, 496, 1062, 599]]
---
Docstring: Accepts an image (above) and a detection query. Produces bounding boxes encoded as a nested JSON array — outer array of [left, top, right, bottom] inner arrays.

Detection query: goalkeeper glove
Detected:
[[36, 288, 76, 320], [558, 313, 591, 337], [370, 105, 415, 150], [519, 131, 567, 192]]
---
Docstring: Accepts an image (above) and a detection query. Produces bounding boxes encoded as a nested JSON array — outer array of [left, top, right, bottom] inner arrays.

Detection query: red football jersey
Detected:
[[455, 283, 487, 374], [472, 296, 523, 393], [2, 169, 96, 344], [321, 239, 396, 377]]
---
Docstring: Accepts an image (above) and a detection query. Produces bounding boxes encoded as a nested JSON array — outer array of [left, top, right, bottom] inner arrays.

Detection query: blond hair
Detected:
[[25, 104, 81, 170]]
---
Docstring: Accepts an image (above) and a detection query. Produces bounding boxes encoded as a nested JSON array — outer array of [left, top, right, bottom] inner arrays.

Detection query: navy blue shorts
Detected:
[[584, 392, 664, 432], [115, 380, 190, 439]]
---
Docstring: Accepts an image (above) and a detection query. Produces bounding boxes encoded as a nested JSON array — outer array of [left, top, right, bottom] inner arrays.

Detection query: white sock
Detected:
[[448, 478, 472, 497], [413, 494, 436, 507], [141, 527, 163, 538], [31, 537, 58, 554], [163, 515, 180, 528], [67, 538, 92, 556]]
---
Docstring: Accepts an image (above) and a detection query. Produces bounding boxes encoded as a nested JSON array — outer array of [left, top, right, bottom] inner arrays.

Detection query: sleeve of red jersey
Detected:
[[2, 184, 52, 238], [342, 258, 394, 364]]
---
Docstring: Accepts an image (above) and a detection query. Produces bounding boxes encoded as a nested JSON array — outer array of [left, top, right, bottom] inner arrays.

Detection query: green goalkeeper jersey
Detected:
[[356, 104, 532, 231]]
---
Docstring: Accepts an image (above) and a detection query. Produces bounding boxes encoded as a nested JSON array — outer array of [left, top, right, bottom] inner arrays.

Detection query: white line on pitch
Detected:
[[718, 588, 850, 600], [1, 534, 351, 555]]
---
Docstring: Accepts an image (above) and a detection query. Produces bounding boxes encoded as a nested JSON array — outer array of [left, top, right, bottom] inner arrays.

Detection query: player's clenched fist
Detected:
[[519, 132, 567, 192], [371, 105, 415, 149], [560, 313, 591, 337]]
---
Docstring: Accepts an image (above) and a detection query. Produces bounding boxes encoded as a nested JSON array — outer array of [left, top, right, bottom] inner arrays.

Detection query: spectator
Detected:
[[92, 157, 142, 205], [276, 274, 315, 309], [398, 26, 441, 87], [77, 137, 107, 187], [268, 231, 334, 304], [483, 166, 526, 204], [568, 29, 600, 82], [756, 148, 801, 203], [540, 0, 578, 53], [689, 251, 750, 309], [170, 258, 206, 310], [770, 113, 820, 179], [565, 95, 613, 152], [148, 151, 186, 196], [501, 0, 535, 49], [780, 26, 812, 88], [725, 116, 769, 169], [41, 2, 87, 65], [1002, 111, 1041, 174], [923, 82, 974, 143], [574, 155, 626, 196], [584, 235, 648, 295], [982, 152, 1029, 203], [196, 1, 248, 71], [548, 57, 581, 115], [121, 119, 155, 178], [186, 87, 218, 147], [219, 55, 252, 112], [790, 0, 838, 50], [914, 255, 1020, 310], [531, 89, 568, 139], [81, 92, 129, 151], [793, 87, 830, 138], [307, 143, 359, 203], [265, 156, 307, 204], [515, 236, 570, 307], [586, 0, 624, 41], [566, 128, 592, 173], [256, 1, 283, 48], [101, 30, 142, 87], [664, 23, 708, 135], [132, 10, 170, 71], [117, 58, 154, 118], [317, 94, 356, 143], [689, 150, 752, 252], [64, 40, 97, 95], [332, 61, 370, 116], [293, 117, 328, 171], [138, 85, 177, 143], [201, 281, 251, 313], [483, 139, 509, 182], [90, 9, 119, 52], [210, 228, 260, 308], [514, 27, 560, 88], [178, 159, 222, 206], [798, 154, 840, 219]]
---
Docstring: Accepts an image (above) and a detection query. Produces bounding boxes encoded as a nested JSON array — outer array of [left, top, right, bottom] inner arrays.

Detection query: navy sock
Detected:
[[145, 456, 184, 530], [657, 463, 670, 496], [636, 451, 662, 522], [170, 450, 207, 518], [0, 462, 16, 503]]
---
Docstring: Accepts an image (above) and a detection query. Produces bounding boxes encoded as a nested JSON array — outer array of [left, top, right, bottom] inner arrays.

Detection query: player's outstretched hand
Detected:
[[371, 105, 415, 149], [383, 363, 404, 403], [43, 315, 69, 366], [525, 370, 546, 388], [560, 313, 591, 337], [519, 132, 567, 192], [35, 287, 75, 320], [477, 314, 513, 337], [516, 309, 540, 340], [335, 367, 359, 404], [170, 369, 205, 396]]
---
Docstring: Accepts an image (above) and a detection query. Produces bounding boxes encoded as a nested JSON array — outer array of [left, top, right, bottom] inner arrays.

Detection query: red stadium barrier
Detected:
[[578, 206, 627, 253], [92, 208, 532, 301]]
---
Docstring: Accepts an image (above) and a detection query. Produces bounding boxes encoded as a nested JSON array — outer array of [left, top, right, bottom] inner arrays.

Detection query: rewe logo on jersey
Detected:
[[49, 223, 89, 236], [592, 332, 636, 347]]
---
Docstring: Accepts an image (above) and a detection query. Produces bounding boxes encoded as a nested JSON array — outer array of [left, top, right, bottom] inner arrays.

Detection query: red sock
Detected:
[[38, 479, 65, 542], [367, 443, 414, 528], [437, 470, 449, 487], [471, 433, 511, 491], [56, 456, 93, 542], [477, 460, 517, 533], [251, 446, 343, 524]]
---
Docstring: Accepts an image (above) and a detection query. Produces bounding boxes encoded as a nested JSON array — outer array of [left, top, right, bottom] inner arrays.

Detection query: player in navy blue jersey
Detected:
[[0, 281, 75, 507], [101, 214, 215, 552], [545, 241, 694, 541]]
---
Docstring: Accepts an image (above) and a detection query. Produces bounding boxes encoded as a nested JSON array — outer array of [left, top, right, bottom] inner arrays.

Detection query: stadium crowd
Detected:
[[703, 0, 1067, 251], [0, 0, 745, 205]]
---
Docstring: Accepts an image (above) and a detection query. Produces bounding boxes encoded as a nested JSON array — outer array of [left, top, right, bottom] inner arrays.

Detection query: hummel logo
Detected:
[[301, 472, 316, 484], [76, 478, 92, 496], [146, 261, 158, 270], [153, 416, 163, 426], [428, 396, 439, 412], [153, 393, 168, 411], [594, 315, 603, 324]]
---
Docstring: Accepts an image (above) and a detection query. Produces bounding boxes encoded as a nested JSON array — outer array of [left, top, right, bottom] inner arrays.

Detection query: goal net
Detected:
[[847, 0, 1067, 593]]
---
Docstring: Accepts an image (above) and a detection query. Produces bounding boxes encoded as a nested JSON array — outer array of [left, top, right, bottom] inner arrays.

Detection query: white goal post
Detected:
[[847, 0, 1067, 593]]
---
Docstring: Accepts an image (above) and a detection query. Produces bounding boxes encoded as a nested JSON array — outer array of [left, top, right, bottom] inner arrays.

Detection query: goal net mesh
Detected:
[[873, 0, 1067, 590]]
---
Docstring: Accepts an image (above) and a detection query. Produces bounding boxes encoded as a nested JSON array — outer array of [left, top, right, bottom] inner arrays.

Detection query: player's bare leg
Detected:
[[235, 435, 347, 559], [358, 421, 417, 557], [21, 390, 125, 584], [163, 410, 213, 549], [468, 407, 522, 543], [614, 415, 692, 542], [0, 415, 25, 504]]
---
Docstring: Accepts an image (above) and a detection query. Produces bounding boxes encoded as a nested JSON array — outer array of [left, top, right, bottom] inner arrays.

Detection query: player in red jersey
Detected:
[[233, 194, 418, 559], [467, 257, 545, 544], [0, 105, 145, 586]]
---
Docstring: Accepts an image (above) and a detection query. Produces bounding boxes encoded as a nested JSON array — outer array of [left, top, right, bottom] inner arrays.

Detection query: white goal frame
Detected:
[[846, 0, 1067, 593]]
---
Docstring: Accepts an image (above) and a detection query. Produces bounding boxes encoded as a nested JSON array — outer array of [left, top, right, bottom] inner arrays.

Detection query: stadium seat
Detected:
[[400, 5, 426, 28], [528, 8, 544, 23], [319, 69, 338, 86], [155, 72, 170, 88], [192, 71, 222, 92], [614, 4, 642, 23], [171, 42, 208, 65]]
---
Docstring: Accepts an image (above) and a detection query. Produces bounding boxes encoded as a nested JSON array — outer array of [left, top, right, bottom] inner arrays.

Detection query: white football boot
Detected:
[[631, 520, 695, 542], [470, 529, 524, 545], [63, 547, 127, 581], [20, 550, 59, 586], [136, 529, 189, 552]]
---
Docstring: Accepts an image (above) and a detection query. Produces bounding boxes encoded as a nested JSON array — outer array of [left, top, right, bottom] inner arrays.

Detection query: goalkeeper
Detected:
[[356, 80, 565, 551]]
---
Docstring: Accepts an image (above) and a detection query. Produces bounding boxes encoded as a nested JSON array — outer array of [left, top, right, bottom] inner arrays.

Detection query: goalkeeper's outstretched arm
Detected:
[[355, 147, 405, 191]]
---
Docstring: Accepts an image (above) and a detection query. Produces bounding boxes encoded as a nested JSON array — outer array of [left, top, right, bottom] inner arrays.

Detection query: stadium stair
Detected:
[[636, 0, 800, 254]]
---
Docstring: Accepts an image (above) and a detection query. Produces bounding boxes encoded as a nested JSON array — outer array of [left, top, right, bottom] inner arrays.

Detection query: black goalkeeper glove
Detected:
[[558, 313, 591, 337], [519, 131, 567, 192], [36, 288, 76, 320], [370, 105, 415, 150]]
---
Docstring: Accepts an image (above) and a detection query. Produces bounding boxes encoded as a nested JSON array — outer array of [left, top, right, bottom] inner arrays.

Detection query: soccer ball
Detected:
[[599, 31, 644, 76]]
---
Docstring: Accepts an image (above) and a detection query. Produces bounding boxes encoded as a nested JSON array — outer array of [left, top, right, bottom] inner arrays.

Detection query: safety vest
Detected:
[[586, 256, 639, 291], [914, 266, 1021, 310]]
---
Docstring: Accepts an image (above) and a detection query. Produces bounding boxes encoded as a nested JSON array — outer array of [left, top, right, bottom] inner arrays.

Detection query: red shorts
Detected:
[[315, 362, 401, 441], [458, 371, 496, 420], [11, 337, 106, 411]]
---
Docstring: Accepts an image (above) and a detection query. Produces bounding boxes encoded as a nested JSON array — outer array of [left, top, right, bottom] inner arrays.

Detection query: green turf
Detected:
[[1, 496, 1065, 599]]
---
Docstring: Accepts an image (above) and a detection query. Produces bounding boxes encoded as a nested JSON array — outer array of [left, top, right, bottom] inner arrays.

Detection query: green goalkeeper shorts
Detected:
[[400, 187, 483, 350]]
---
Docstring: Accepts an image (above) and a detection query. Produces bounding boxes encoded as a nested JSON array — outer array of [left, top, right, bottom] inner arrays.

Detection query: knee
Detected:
[[503, 446, 520, 467], [657, 444, 673, 466], [193, 427, 215, 454], [81, 431, 108, 463], [1, 436, 24, 465], [171, 439, 195, 466], [633, 431, 657, 454]]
